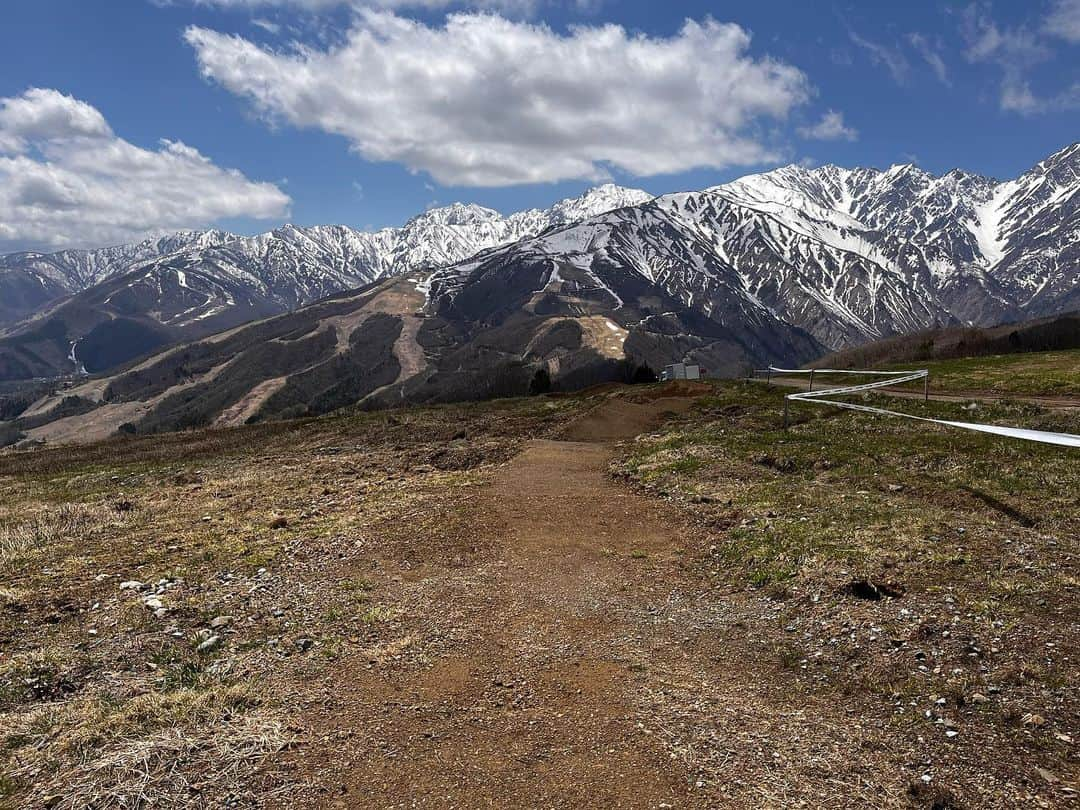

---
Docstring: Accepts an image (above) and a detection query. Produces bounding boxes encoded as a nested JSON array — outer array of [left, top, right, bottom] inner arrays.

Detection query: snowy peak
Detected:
[[0, 146, 1074, 384], [0, 182, 661, 370], [544, 183, 653, 226], [426, 142, 1077, 355], [1029, 142, 1080, 178], [406, 202, 503, 228]]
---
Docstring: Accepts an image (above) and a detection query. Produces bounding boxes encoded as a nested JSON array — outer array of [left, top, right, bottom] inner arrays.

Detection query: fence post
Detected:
[[783, 397, 789, 431], [767, 367, 772, 386], [809, 369, 815, 392], [924, 372, 929, 403]]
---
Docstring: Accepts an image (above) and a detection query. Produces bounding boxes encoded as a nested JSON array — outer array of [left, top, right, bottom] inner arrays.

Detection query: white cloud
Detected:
[[907, 33, 950, 86], [0, 88, 290, 251], [960, 2, 1077, 114], [848, 30, 909, 85], [251, 17, 282, 34], [797, 110, 858, 142], [185, 12, 812, 187], [1045, 0, 1080, 43]]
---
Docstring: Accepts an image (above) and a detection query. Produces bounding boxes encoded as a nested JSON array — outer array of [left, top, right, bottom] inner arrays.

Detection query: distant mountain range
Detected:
[[0, 184, 652, 380], [1, 143, 1076, 446]]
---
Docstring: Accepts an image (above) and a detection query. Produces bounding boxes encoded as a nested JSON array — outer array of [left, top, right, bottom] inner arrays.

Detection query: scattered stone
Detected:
[[119, 581, 143, 591], [270, 516, 289, 530], [1022, 713, 1047, 727], [971, 693, 989, 704], [143, 596, 164, 611], [295, 637, 314, 652], [210, 615, 234, 629], [154, 608, 169, 619], [1036, 768, 1059, 785], [888, 484, 905, 492], [196, 635, 222, 654]]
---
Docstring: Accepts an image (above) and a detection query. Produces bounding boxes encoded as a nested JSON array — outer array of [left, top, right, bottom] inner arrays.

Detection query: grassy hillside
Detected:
[[0, 376, 1076, 807], [815, 311, 1080, 370], [892, 349, 1080, 396], [802, 348, 1080, 398]]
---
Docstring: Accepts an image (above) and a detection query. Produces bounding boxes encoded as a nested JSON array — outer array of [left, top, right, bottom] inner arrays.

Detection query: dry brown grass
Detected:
[[3, 684, 292, 809], [0, 394, 587, 807]]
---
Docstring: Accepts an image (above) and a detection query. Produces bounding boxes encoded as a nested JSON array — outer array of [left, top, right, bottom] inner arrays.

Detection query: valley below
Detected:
[[1, 365, 1076, 808]]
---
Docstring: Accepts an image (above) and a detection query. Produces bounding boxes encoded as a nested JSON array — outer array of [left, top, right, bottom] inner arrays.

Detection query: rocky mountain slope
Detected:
[[6, 263, 819, 446], [0, 185, 652, 380], [0, 230, 235, 328], [409, 142, 1076, 362], [669, 141, 1077, 349], [708, 142, 1080, 336]]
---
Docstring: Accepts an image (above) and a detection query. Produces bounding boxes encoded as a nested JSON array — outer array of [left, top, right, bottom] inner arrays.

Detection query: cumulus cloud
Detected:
[[185, 12, 812, 187], [0, 88, 290, 251], [797, 110, 857, 142]]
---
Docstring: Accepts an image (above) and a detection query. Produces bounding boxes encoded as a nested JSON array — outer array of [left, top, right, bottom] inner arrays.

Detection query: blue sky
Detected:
[[0, 0, 1077, 251]]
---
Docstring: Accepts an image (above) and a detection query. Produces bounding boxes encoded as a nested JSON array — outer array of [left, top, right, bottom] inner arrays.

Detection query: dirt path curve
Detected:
[[286, 393, 708, 808], [763, 376, 1080, 409]]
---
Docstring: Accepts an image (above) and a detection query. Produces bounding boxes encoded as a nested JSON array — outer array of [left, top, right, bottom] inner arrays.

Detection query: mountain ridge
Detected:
[[0, 184, 654, 379], [0, 144, 1075, 428]]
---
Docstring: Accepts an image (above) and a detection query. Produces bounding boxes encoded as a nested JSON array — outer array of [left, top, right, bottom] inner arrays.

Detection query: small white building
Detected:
[[661, 362, 702, 381]]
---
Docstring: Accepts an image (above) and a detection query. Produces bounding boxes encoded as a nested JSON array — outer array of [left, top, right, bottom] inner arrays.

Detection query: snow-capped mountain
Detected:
[[423, 143, 1076, 354], [685, 143, 1079, 345], [0, 184, 652, 379], [0, 230, 235, 327], [7, 144, 1076, 445], [0, 143, 1075, 389]]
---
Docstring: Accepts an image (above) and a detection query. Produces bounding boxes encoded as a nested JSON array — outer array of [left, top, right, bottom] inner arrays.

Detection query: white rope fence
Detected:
[[758, 366, 1080, 449]]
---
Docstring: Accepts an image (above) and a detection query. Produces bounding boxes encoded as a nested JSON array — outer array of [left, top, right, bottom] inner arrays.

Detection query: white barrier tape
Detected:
[[770, 366, 1080, 449]]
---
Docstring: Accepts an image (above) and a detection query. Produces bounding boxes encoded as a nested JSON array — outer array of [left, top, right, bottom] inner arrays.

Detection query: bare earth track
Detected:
[[277, 384, 1000, 808], [279, 393, 706, 807]]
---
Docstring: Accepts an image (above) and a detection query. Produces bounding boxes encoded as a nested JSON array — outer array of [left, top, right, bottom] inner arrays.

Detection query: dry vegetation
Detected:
[[892, 349, 1080, 396], [0, 397, 584, 808], [614, 383, 1078, 806], [0, 373, 1076, 808]]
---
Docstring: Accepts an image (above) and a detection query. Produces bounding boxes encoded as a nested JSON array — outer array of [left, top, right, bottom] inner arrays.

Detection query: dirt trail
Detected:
[[282, 384, 912, 807], [287, 394, 708, 807]]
